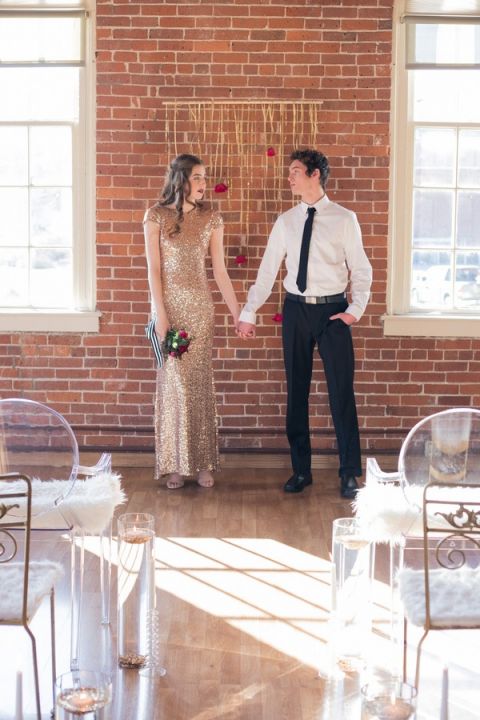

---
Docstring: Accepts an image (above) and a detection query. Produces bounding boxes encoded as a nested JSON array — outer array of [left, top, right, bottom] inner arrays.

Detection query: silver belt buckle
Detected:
[[305, 296, 316, 304]]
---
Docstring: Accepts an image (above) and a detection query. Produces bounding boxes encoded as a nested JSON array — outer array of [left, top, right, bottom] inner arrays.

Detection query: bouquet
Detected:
[[145, 321, 192, 368], [164, 328, 192, 359]]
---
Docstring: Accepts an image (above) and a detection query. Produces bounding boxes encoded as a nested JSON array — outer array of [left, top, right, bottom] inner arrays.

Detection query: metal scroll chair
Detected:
[[396, 407, 480, 688], [354, 408, 480, 675], [0, 472, 63, 719], [0, 398, 125, 670]]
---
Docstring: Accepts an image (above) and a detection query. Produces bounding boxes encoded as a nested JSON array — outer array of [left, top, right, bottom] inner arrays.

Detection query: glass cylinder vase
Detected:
[[117, 512, 155, 670], [331, 517, 374, 672]]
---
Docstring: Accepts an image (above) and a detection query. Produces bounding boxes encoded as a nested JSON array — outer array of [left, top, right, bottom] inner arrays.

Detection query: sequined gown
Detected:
[[144, 205, 221, 477]]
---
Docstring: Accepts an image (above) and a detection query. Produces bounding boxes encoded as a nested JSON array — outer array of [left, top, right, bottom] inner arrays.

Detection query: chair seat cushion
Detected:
[[0, 472, 125, 533], [0, 561, 63, 622], [399, 566, 480, 627]]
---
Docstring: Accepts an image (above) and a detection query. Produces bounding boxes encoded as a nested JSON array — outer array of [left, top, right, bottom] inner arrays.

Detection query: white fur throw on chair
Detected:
[[354, 483, 480, 544], [399, 566, 480, 627], [353, 482, 421, 543], [0, 561, 63, 621], [0, 472, 125, 534]]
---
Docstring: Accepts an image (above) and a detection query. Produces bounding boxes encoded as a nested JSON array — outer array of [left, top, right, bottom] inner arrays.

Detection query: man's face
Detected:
[[288, 160, 320, 198]]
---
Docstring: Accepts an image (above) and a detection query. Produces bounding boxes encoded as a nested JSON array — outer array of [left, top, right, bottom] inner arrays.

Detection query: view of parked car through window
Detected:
[[411, 264, 480, 309]]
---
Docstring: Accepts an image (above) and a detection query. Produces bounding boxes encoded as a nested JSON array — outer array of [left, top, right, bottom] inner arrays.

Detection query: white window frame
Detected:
[[0, 1, 99, 332], [384, 0, 480, 337]]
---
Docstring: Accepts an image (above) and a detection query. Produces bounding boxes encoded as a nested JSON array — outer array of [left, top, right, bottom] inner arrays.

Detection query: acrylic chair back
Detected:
[[0, 397, 79, 524], [397, 407, 480, 688], [398, 407, 480, 503], [0, 398, 122, 671], [0, 398, 82, 669]]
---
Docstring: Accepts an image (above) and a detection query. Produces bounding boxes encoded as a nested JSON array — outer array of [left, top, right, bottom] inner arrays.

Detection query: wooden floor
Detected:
[[1, 465, 479, 719]]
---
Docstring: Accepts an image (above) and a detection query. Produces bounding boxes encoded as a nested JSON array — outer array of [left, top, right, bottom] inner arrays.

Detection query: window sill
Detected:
[[383, 313, 480, 338], [0, 309, 101, 333]]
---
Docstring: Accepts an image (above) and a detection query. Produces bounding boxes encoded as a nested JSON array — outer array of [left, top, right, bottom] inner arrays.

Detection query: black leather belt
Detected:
[[285, 291, 346, 305]]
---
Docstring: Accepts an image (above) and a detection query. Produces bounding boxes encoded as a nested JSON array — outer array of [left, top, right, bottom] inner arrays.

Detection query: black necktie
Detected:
[[296, 206, 316, 293]]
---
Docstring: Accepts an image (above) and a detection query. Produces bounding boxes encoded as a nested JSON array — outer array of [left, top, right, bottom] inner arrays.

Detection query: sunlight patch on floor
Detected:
[[77, 536, 403, 675]]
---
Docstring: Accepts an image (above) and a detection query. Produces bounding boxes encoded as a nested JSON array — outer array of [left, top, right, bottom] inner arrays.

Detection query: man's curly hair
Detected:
[[290, 149, 330, 189]]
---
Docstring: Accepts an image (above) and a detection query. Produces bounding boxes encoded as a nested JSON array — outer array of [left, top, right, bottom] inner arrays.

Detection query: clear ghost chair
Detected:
[[396, 407, 480, 687], [0, 398, 125, 670], [355, 409, 480, 669]]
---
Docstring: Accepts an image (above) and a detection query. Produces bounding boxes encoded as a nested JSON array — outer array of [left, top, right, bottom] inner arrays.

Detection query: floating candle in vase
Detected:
[[361, 696, 415, 719], [124, 527, 153, 544], [55, 671, 111, 719], [361, 682, 417, 720], [57, 686, 100, 713]]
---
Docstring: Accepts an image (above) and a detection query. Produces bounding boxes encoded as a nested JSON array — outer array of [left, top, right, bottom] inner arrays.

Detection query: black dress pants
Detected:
[[282, 296, 362, 479]]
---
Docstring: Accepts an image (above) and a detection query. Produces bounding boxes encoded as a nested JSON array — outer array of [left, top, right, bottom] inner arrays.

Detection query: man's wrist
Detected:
[[239, 309, 256, 325]]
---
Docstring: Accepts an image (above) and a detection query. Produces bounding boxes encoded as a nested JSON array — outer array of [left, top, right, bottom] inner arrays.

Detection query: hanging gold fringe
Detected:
[[162, 100, 321, 282]]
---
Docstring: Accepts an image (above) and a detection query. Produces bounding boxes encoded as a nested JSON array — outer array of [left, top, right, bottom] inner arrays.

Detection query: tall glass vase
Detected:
[[331, 517, 374, 672], [117, 512, 155, 670]]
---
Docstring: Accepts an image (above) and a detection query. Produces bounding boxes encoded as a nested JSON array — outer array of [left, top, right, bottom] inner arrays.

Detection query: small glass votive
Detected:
[[55, 671, 112, 719], [361, 680, 417, 720]]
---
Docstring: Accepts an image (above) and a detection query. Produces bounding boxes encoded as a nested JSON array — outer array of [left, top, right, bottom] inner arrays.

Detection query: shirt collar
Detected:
[[300, 194, 329, 214]]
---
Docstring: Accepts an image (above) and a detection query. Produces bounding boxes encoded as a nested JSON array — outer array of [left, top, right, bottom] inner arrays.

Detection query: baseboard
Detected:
[[79, 450, 399, 471]]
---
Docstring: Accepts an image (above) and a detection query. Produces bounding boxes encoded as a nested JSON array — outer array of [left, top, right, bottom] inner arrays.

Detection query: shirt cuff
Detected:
[[346, 303, 363, 321], [239, 308, 256, 325]]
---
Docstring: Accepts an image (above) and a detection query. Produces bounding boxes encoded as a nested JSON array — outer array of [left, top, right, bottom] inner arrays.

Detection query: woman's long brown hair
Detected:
[[158, 153, 204, 235]]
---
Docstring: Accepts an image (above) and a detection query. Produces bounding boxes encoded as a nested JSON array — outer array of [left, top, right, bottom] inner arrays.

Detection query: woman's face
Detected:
[[186, 164, 207, 202]]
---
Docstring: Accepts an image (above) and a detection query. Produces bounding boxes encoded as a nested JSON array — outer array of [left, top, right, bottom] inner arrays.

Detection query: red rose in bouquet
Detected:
[[165, 328, 192, 359]]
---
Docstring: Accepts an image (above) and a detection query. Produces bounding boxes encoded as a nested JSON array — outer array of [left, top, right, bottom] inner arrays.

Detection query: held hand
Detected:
[[329, 312, 357, 326], [237, 321, 256, 339]]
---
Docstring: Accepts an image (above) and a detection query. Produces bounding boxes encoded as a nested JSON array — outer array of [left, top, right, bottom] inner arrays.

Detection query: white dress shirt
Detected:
[[239, 194, 372, 323]]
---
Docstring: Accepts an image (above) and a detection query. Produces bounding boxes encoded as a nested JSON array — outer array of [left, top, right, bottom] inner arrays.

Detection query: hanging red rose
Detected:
[[214, 182, 228, 193], [266, 147, 276, 157], [272, 312, 283, 323], [235, 254, 247, 266]]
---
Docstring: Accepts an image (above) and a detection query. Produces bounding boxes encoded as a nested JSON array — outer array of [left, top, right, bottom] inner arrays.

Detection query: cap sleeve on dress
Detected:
[[143, 206, 161, 225], [210, 210, 224, 230]]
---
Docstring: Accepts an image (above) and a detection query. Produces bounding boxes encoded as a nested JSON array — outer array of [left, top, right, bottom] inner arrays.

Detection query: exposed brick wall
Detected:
[[2, 0, 479, 461]]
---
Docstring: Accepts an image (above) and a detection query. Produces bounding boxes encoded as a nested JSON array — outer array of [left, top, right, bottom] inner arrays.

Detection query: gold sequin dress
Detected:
[[144, 204, 221, 478]]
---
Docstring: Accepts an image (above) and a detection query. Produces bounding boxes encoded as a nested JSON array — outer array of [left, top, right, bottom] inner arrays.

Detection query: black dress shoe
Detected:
[[340, 474, 359, 499], [284, 473, 313, 493]]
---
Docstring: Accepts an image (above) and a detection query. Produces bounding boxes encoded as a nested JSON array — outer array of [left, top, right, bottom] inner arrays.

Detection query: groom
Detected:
[[238, 149, 372, 499]]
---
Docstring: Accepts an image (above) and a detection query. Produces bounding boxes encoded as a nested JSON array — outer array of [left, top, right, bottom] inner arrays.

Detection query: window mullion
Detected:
[[72, 117, 83, 311], [453, 128, 460, 280]]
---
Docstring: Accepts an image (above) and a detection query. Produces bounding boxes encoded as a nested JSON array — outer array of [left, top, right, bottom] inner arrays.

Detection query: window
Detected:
[[0, 4, 98, 332], [386, 0, 480, 336]]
